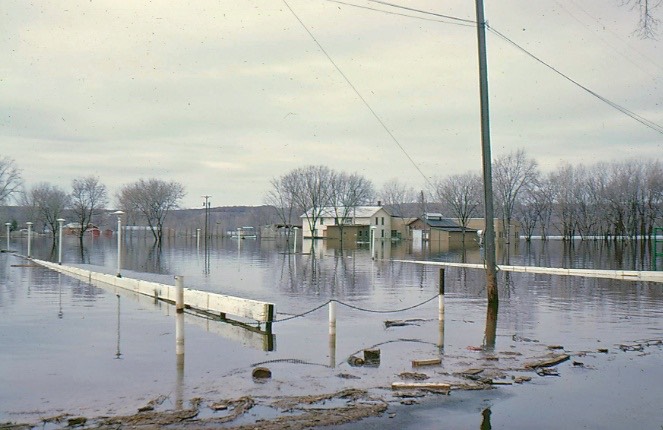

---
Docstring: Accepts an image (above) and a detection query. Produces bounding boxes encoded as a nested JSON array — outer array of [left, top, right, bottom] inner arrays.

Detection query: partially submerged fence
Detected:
[[33, 259, 275, 326], [393, 259, 663, 283]]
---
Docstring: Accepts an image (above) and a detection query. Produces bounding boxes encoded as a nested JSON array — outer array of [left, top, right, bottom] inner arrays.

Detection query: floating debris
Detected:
[[398, 372, 430, 380], [412, 358, 441, 367], [513, 376, 532, 384], [513, 335, 539, 343], [384, 319, 427, 328], [337, 373, 361, 380], [536, 367, 560, 377], [524, 354, 570, 369], [347, 356, 365, 367], [252, 367, 272, 379], [391, 382, 451, 393]]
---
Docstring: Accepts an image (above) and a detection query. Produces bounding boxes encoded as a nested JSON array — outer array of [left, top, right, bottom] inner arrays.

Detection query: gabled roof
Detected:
[[409, 216, 477, 232], [301, 206, 391, 218]]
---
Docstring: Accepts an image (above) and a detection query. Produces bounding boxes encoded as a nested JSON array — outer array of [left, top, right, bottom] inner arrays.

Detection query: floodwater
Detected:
[[1, 234, 662, 429]]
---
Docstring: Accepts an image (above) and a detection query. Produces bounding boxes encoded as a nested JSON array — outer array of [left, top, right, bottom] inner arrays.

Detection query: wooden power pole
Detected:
[[475, 0, 498, 305]]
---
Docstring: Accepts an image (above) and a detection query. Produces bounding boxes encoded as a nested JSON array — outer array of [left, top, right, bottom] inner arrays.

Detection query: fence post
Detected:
[[329, 300, 336, 335], [175, 275, 184, 313]]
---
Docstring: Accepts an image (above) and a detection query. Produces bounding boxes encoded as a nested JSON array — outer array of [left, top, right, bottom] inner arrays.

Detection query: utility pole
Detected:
[[202, 195, 211, 246], [475, 0, 498, 305]]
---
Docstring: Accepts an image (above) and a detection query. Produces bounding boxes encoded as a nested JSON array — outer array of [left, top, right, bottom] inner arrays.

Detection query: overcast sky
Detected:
[[1, 0, 661, 208]]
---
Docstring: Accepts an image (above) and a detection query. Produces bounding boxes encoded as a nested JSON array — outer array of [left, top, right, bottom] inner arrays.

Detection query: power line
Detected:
[[553, 0, 661, 80], [334, 0, 662, 135], [323, 0, 474, 27], [487, 25, 663, 135], [366, 0, 476, 25], [282, 0, 433, 186]]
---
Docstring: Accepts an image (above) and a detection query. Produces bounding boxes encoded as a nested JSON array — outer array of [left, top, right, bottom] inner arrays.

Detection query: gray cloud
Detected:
[[1, 0, 661, 207]]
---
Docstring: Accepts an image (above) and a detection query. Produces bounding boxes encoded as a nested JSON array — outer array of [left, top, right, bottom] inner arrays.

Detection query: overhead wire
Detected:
[[565, 0, 663, 72], [365, 0, 475, 25], [553, 0, 661, 80], [285, 0, 662, 174], [330, 0, 663, 135], [323, 0, 474, 27], [282, 0, 433, 187], [486, 25, 663, 135]]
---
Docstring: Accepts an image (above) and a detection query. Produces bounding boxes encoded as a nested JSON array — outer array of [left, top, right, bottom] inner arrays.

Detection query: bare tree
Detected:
[[378, 178, 418, 217], [290, 165, 333, 238], [25, 183, 69, 240], [549, 164, 579, 240], [0, 157, 23, 205], [493, 149, 539, 242], [433, 172, 482, 244], [117, 178, 186, 244], [622, 0, 661, 38], [70, 176, 108, 242], [328, 171, 375, 241], [264, 174, 301, 232]]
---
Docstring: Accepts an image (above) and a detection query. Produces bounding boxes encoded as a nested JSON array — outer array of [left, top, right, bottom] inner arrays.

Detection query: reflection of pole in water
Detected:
[[115, 294, 122, 359], [5, 222, 10, 250], [438, 268, 445, 351], [175, 312, 185, 409], [329, 301, 336, 368], [58, 273, 63, 319], [481, 408, 492, 430], [196, 229, 201, 252], [175, 275, 185, 409]]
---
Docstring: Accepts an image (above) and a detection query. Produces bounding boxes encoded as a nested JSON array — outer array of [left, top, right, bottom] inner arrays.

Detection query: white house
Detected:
[[300, 205, 393, 240]]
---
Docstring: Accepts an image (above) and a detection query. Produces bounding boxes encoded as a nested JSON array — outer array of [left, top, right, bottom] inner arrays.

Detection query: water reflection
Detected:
[[175, 312, 185, 410], [481, 408, 492, 430], [2, 236, 663, 426], [115, 294, 122, 359]]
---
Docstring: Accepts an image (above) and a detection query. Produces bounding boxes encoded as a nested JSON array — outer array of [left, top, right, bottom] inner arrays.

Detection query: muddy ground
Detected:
[[3, 337, 659, 430]]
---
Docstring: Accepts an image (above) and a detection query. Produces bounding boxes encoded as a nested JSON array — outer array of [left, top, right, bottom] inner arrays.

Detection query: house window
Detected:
[[381, 229, 385, 238], [375, 217, 378, 225], [320, 218, 324, 225], [381, 217, 384, 225]]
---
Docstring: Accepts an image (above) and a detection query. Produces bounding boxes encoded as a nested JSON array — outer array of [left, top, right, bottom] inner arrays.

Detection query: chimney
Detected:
[[377, 200, 382, 206]]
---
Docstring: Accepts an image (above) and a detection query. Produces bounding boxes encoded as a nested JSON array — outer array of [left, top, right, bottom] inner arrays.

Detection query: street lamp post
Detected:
[[5, 222, 10, 250], [112, 211, 125, 277], [57, 218, 65, 265], [202, 195, 211, 246], [26, 222, 33, 259]]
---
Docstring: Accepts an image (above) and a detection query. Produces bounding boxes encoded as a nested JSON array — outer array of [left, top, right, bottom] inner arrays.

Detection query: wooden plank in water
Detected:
[[392, 382, 450, 391], [412, 358, 442, 367]]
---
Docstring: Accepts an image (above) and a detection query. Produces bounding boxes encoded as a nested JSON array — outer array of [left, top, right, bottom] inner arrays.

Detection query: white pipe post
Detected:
[[5, 222, 10, 250], [196, 228, 201, 250], [175, 275, 184, 313], [26, 222, 33, 259], [57, 218, 65, 265], [293, 227, 298, 253], [112, 211, 124, 277]]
